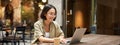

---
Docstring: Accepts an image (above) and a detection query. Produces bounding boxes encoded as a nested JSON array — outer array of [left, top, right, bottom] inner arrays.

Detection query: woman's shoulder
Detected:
[[52, 21, 60, 26], [34, 19, 43, 25]]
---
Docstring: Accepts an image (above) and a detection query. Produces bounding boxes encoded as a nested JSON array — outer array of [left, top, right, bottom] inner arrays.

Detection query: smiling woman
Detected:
[[32, 4, 66, 44]]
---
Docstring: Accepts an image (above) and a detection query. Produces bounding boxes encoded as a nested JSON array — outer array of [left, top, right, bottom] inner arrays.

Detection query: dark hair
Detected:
[[40, 4, 57, 21]]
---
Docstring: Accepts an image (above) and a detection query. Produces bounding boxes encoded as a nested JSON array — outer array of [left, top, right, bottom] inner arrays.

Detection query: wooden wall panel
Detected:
[[97, 0, 120, 35]]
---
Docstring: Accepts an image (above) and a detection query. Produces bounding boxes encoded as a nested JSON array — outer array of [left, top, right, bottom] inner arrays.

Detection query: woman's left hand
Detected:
[[60, 38, 67, 44]]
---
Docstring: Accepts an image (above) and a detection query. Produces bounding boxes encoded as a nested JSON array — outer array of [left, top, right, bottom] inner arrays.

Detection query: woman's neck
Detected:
[[44, 20, 51, 32], [44, 20, 51, 26]]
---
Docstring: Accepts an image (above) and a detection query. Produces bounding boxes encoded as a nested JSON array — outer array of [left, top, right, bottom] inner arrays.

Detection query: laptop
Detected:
[[66, 28, 87, 44]]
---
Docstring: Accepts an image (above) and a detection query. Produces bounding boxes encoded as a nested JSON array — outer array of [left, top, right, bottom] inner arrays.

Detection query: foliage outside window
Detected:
[[21, 0, 34, 27]]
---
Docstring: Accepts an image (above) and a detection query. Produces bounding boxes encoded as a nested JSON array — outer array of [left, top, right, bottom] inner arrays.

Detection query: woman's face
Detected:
[[45, 8, 56, 22]]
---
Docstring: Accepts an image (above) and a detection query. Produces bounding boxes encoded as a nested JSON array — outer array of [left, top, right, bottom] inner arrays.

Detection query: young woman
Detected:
[[32, 4, 66, 44]]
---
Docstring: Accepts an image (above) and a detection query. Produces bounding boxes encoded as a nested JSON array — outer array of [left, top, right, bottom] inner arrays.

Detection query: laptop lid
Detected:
[[70, 28, 87, 44]]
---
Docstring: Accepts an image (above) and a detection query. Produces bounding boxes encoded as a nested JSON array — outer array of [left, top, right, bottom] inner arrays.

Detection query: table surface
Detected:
[[35, 34, 120, 45]]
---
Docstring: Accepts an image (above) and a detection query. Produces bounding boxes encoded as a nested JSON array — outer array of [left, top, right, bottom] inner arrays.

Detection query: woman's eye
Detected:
[[49, 13, 55, 15]]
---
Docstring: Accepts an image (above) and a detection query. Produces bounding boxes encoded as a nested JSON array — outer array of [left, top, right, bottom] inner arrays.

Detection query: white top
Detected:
[[45, 32, 50, 38]]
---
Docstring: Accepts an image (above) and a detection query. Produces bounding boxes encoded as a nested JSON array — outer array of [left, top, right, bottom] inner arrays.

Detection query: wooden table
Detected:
[[36, 34, 120, 45], [79, 34, 120, 45]]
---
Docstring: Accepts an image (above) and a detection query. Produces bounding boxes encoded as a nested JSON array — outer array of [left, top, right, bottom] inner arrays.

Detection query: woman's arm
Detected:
[[59, 36, 66, 43], [39, 36, 66, 43], [59, 36, 64, 39], [39, 36, 54, 43]]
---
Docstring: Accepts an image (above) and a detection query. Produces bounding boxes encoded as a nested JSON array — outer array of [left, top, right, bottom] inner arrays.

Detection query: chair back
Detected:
[[15, 26, 26, 42]]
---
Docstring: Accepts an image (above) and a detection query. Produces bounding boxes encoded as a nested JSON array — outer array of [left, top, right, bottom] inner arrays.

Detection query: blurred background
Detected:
[[0, 0, 120, 45]]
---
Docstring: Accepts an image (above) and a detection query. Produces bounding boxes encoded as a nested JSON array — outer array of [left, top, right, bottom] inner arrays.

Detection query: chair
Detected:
[[30, 26, 34, 43], [15, 26, 26, 45], [0, 27, 20, 45]]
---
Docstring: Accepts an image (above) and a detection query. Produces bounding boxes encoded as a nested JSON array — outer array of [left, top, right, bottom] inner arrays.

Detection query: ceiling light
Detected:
[[42, 0, 47, 3]]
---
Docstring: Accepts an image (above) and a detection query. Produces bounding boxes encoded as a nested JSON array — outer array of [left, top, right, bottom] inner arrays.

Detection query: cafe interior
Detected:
[[0, 0, 120, 45]]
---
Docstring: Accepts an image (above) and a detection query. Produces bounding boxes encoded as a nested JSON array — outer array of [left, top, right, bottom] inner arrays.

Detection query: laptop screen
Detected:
[[70, 28, 87, 44]]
